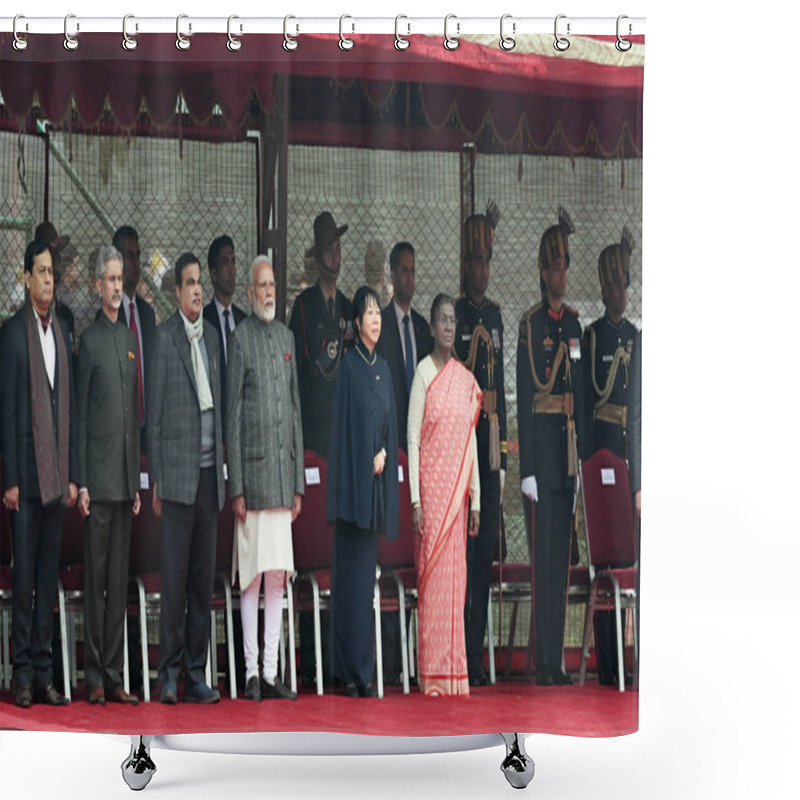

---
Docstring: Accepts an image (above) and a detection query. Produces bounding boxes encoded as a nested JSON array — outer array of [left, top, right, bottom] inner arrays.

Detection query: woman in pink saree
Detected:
[[407, 294, 482, 696]]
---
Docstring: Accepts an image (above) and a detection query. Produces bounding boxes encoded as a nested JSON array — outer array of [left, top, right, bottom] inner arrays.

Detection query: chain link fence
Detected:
[[1, 129, 641, 654]]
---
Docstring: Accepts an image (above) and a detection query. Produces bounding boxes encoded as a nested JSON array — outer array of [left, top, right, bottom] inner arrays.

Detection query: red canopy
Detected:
[[0, 32, 643, 157]]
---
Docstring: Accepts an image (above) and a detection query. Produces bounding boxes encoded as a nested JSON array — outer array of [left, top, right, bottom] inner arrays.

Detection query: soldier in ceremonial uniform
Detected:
[[582, 229, 638, 686], [516, 207, 585, 686], [288, 212, 354, 458], [454, 207, 507, 687], [288, 211, 354, 689]]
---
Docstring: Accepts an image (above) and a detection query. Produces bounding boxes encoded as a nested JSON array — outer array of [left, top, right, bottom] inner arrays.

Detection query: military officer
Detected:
[[454, 207, 507, 687], [582, 229, 638, 686], [516, 207, 586, 687]]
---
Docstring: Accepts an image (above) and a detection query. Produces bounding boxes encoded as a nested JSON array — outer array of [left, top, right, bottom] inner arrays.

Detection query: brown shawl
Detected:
[[25, 302, 70, 506]]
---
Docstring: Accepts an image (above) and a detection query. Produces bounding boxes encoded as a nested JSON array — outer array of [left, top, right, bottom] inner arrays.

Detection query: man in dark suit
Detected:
[[375, 241, 433, 686], [76, 246, 141, 705], [148, 252, 226, 705], [202, 235, 246, 442], [112, 225, 156, 455], [35, 221, 76, 356], [1, 239, 77, 708], [377, 242, 433, 451]]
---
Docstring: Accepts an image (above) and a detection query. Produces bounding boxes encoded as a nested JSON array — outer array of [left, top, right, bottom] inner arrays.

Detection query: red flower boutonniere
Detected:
[[284, 351, 292, 362]]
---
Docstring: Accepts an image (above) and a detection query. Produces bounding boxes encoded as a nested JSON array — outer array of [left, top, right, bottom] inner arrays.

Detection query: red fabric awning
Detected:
[[0, 32, 643, 156]]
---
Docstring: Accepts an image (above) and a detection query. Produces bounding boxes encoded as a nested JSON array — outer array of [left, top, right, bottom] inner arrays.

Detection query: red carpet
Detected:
[[0, 681, 637, 738]]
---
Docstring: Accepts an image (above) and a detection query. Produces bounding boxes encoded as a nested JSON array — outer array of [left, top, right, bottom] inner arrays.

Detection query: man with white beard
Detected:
[[226, 256, 304, 701]]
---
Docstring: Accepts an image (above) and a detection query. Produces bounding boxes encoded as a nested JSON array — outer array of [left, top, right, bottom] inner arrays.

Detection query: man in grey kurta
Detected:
[[226, 256, 303, 701]]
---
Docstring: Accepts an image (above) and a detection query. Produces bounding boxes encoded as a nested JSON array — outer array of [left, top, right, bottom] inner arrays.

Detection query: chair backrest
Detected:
[[129, 455, 162, 574], [580, 448, 637, 568], [292, 450, 335, 571], [377, 448, 415, 569]]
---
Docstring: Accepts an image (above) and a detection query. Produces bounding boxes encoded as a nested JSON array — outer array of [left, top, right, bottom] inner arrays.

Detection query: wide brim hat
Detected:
[[305, 211, 348, 259], [34, 221, 70, 256], [598, 227, 634, 291], [538, 206, 574, 271]]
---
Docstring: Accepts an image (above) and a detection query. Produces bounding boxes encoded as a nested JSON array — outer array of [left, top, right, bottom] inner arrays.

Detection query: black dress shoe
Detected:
[[344, 683, 359, 698], [34, 684, 69, 706], [551, 671, 573, 686], [184, 683, 220, 704], [244, 675, 261, 701], [260, 676, 297, 701], [358, 683, 378, 698], [469, 673, 489, 687], [12, 679, 32, 708], [536, 670, 554, 687], [160, 686, 178, 705]]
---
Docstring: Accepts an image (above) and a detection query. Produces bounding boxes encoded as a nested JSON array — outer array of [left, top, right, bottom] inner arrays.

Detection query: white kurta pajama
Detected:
[[226, 314, 304, 684]]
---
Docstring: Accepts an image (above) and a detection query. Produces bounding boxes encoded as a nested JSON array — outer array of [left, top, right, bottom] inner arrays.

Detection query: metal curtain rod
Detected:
[[0, 15, 646, 37]]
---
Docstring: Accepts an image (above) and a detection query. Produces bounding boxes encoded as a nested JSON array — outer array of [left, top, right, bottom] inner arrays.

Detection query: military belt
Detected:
[[533, 392, 574, 416], [595, 403, 627, 428]]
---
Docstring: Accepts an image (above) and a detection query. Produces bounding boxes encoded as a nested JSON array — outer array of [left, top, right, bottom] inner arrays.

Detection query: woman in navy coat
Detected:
[[327, 285, 399, 697]]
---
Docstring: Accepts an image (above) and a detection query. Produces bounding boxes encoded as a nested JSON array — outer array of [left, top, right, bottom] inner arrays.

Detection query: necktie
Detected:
[[403, 314, 415, 395], [223, 308, 231, 363], [327, 296, 335, 321], [40, 314, 51, 334], [129, 301, 144, 423]]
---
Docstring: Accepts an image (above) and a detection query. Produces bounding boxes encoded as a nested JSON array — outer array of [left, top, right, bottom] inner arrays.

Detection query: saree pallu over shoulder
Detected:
[[416, 358, 482, 594]]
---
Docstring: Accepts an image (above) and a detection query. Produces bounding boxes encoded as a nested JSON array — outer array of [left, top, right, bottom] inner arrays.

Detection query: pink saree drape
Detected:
[[415, 358, 482, 696]]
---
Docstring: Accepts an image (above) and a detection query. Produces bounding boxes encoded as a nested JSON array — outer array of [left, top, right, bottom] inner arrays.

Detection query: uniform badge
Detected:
[[327, 340, 339, 360], [491, 328, 501, 350], [543, 335, 554, 352], [569, 338, 581, 360], [127, 350, 136, 360]]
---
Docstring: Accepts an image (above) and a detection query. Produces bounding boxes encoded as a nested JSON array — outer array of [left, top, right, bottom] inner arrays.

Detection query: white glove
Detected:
[[499, 469, 506, 502], [521, 475, 538, 503]]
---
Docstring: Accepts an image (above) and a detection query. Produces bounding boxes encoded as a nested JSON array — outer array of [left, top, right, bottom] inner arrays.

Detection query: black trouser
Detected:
[[11, 498, 65, 691], [531, 486, 573, 675], [465, 470, 500, 680], [83, 499, 133, 693], [158, 468, 219, 691], [331, 520, 377, 688]]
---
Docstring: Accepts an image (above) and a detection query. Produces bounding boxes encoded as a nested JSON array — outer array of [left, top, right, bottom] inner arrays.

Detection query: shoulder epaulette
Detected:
[[563, 302, 580, 318], [518, 303, 541, 335], [525, 302, 543, 319]]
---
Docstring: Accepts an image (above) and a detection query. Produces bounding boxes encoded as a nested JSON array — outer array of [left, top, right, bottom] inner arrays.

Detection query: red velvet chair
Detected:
[[376, 449, 416, 694], [577, 448, 639, 692], [290, 451, 335, 696]]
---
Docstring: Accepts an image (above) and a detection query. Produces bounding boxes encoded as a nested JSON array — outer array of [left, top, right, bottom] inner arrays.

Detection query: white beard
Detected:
[[254, 300, 275, 324]]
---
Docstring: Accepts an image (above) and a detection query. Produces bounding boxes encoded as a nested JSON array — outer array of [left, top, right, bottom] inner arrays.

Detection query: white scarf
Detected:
[[179, 310, 214, 412]]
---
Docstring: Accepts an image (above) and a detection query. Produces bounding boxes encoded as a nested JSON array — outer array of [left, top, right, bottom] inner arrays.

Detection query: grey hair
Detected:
[[95, 245, 123, 281], [250, 254, 272, 284]]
